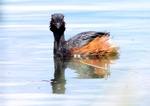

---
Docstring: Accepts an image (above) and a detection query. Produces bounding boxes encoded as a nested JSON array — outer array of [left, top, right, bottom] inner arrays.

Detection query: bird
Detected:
[[49, 13, 119, 57]]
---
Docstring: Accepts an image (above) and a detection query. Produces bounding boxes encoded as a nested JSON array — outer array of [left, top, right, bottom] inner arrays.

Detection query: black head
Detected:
[[50, 13, 66, 33]]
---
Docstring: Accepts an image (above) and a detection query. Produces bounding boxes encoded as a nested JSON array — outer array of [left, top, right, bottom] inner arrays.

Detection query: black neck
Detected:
[[50, 22, 66, 56], [53, 32, 65, 55]]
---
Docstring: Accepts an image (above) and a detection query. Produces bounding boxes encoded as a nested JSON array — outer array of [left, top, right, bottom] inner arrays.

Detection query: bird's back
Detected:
[[66, 31, 109, 49], [64, 31, 119, 57]]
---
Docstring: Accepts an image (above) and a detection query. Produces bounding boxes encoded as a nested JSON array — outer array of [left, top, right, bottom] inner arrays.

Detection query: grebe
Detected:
[[49, 13, 119, 57]]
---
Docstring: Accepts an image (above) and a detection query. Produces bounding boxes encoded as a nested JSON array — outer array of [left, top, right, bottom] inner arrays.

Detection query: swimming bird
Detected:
[[49, 13, 119, 57]]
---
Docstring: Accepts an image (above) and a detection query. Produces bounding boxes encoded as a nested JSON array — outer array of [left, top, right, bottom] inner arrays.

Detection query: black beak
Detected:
[[55, 23, 61, 29]]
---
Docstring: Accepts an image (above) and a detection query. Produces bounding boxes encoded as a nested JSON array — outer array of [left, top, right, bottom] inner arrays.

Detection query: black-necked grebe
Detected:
[[49, 13, 119, 57]]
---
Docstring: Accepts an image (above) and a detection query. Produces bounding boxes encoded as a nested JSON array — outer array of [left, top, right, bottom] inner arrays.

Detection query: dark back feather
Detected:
[[65, 31, 109, 50]]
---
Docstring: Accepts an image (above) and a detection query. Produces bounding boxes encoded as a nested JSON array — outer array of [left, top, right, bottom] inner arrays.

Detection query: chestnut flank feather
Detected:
[[71, 36, 119, 56]]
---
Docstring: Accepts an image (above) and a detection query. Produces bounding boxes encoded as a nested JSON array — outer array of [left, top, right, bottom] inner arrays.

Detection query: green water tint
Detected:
[[51, 54, 119, 94]]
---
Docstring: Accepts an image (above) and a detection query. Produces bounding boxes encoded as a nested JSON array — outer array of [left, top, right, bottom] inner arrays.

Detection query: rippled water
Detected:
[[1, 0, 150, 106]]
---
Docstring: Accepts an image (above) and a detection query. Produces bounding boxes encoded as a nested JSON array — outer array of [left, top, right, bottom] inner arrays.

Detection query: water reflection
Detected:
[[51, 57, 67, 94], [51, 55, 118, 94]]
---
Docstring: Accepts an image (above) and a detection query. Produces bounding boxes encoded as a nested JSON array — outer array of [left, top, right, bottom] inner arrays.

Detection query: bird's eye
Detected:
[[52, 21, 64, 25], [60, 21, 64, 25], [52, 22, 56, 25]]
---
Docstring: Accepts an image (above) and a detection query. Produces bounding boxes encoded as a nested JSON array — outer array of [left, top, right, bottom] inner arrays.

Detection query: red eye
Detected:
[[52, 22, 56, 25], [52, 21, 64, 25], [60, 21, 64, 25]]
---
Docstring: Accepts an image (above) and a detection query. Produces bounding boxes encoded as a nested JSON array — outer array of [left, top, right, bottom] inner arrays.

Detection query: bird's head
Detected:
[[50, 13, 65, 32]]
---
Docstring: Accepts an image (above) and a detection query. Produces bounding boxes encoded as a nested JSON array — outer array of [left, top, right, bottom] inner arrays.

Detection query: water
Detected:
[[1, 0, 150, 106]]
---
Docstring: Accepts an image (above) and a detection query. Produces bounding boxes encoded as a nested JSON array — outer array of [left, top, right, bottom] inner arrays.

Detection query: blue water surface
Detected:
[[0, 0, 150, 106]]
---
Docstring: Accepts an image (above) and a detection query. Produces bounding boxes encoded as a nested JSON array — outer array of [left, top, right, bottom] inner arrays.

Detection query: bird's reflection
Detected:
[[51, 55, 118, 94], [51, 57, 67, 94]]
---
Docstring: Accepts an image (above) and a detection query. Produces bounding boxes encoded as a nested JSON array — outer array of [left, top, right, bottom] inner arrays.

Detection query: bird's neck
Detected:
[[53, 32, 66, 55]]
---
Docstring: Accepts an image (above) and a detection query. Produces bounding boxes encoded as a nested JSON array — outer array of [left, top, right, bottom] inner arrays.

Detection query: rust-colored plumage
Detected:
[[71, 35, 119, 56], [50, 13, 119, 57]]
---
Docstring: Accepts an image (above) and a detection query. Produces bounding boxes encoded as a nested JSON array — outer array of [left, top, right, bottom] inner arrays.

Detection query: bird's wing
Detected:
[[65, 31, 109, 50]]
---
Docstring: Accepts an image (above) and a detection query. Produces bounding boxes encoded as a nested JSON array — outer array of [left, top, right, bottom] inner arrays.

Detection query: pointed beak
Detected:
[[56, 23, 61, 29]]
